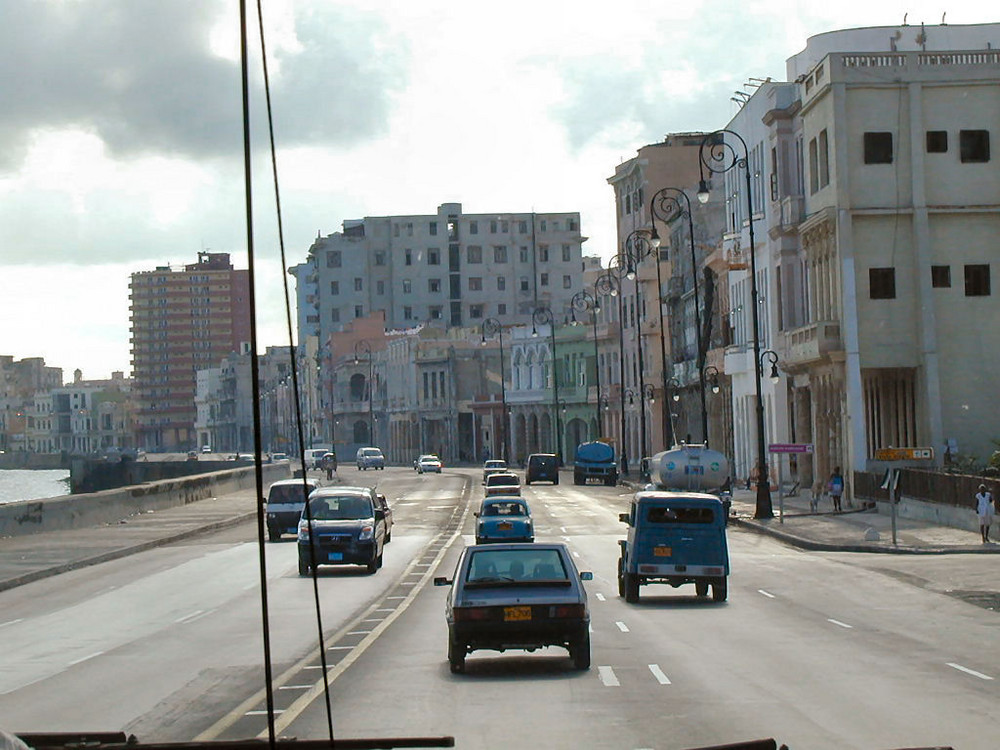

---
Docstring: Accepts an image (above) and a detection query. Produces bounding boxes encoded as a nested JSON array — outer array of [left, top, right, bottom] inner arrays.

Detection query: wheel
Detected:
[[624, 573, 640, 603], [605, 474, 617, 486], [448, 637, 466, 674], [712, 578, 728, 602], [525, 479, 532, 486], [267, 528, 279, 542], [298, 557, 309, 576], [695, 581, 709, 597], [617, 558, 625, 598], [571, 631, 591, 670], [376, 551, 384, 568], [553, 476, 559, 485], [366, 556, 378, 574], [574, 473, 583, 485], [385, 529, 392, 543]]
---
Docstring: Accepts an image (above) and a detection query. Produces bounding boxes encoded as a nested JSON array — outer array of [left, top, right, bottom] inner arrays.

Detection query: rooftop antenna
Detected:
[[942, 12, 947, 24], [903, 13, 908, 25]]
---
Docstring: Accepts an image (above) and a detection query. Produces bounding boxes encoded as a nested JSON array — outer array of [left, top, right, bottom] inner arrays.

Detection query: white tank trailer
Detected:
[[647, 444, 730, 492]]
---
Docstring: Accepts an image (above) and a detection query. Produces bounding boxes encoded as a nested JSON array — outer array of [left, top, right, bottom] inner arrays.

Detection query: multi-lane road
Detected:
[[1, 467, 997, 749]]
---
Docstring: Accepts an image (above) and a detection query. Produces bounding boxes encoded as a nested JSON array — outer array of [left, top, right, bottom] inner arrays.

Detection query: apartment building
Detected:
[[0, 355, 63, 452], [129, 252, 251, 452], [290, 202, 586, 348]]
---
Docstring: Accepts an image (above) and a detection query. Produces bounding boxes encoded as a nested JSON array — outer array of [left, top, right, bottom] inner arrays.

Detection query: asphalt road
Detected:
[[2, 467, 997, 749]]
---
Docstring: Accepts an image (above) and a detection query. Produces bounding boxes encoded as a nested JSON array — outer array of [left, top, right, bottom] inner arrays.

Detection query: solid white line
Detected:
[[947, 662, 994, 680], [595, 593, 606, 601], [589, 624, 594, 633], [615, 621, 630, 633], [302, 665, 330, 670], [68, 651, 104, 667], [757, 589, 776, 598], [648, 664, 671, 685], [347, 630, 371, 635], [827, 618, 853, 629], [245, 710, 284, 715], [277, 685, 311, 690], [327, 646, 353, 650], [375, 608, 395, 612], [385, 595, 406, 599], [598, 666, 620, 687], [0, 619, 24, 629]]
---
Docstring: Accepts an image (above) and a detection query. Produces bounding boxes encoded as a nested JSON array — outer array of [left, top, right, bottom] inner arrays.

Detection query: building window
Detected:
[[498, 303, 507, 315], [563, 275, 572, 289], [331, 308, 340, 322], [429, 278, 441, 293], [520, 276, 529, 292], [467, 245, 483, 263], [330, 281, 339, 295], [494, 246, 508, 263], [864, 132, 893, 164], [539, 245, 549, 262], [540, 273, 549, 287], [326, 250, 341, 268], [430, 305, 442, 319], [926, 131, 948, 153], [964, 264, 991, 296], [808, 137, 818, 194], [376, 280, 385, 295], [519, 246, 529, 263], [560, 244, 571, 262], [354, 278, 363, 292], [931, 265, 951, 288], [469, 277, 483, 291], [403, 306, 413, 320], [354, 305, 364, 318], [405, 249, 412, 266], [428, 249, 440, 265], [393, 224, 400, 238], [540, 219, 547, 232], [818, 129, 829, 188], [869, 267, 896, 299], [469, 220, 479, 235], [406, 222, 413, 237], [518, 220, 527, 234], [470, 304, 484, 319], [497, 276, 506, 291], [374, 252, 386, 266], [403, 279, 412, 294], [429, 221, 437, 236], [490, 220, 497, 233], [960, 130, 990, 163]]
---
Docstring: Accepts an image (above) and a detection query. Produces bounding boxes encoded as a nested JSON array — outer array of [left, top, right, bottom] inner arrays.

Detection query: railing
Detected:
[[780, 195, 804, 228], [784, 320, 842, 365]]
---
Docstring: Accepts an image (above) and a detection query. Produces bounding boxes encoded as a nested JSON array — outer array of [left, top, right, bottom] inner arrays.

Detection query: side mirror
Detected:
[[619, 513, 630, 524], [377, 494, 387, 503], [579, 571, 593, 581], [374, 508, 386, 520], [433, 577, 452, 586]]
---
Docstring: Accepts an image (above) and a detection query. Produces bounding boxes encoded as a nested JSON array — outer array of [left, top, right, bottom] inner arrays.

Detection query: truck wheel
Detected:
[[712, 578, 728, 602], [571, 631, 591, 670], [617, 558, 626, 597], [695, 581, 709, 597], [553, 475, 559, 485], [298, 557, 309, 576], [448, 637, 466, 674], [574, 473, 583, 485], [625, 573, 640, 603], [268, 529, 279, 542]]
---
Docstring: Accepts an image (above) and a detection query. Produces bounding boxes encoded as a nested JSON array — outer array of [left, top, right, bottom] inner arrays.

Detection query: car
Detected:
[[201, 445, 212, 454], [356, 446, 386, 470], [263, 477, 320, 541], [417, 454, 443, 473], [297, 486, 388, 575], [270, 452, 288, 462], [304, 448, 332, 469], [484, 471, 521, 497], [525, 453, 559, 485], [434, 543, 593, 673], [482, 459, 508, 483], [475, 496, 533, 544], [186, 450, 199, 461], [373, 490, 394, 542]]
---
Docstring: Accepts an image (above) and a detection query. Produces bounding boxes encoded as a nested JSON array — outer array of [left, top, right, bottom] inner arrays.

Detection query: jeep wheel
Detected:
[[268, 529, 279, 542], [624, 573, 640, 603], [695, 581, 709, 597], [553, 476, 559, 485], [366, 557, 378, 574], [616, 558, 625, 597], [571, 631, 591, 670], [298, 557, 309, 576], [712, 578, 728, 602]]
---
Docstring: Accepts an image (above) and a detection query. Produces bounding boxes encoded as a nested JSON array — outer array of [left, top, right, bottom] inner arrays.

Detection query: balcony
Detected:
[[784, 321, 842, 366], [781, 195, 805, 229]]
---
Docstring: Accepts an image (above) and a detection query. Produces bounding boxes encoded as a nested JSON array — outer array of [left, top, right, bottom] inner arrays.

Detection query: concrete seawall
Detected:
[[0, 463, 291, 538]]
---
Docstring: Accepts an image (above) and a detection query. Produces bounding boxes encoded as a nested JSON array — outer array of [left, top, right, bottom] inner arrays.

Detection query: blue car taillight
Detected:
[[549, 604, 585, 618]]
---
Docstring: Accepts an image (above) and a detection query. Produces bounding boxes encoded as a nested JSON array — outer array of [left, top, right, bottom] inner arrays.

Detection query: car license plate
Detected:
[[653, 546, 672, 557], [327, 552, 343, 561], [504, 606, 531, 622], [497, 522, 513, 530]]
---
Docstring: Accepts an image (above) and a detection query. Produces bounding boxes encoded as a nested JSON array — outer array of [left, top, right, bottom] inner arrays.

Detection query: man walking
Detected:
[[975, 484, 994, 543]]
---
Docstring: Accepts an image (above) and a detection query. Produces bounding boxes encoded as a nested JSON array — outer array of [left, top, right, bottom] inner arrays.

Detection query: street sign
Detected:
[[768, 443, 814, 454], [874, 447, 934, 461]]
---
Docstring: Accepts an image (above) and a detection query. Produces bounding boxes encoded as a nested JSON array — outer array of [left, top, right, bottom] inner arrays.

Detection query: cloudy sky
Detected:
[[0, 0, 979, 380]]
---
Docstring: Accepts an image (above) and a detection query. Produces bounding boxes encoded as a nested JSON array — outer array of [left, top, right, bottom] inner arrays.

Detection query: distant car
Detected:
[[484, 471, 521, 497], [482, 459, 508, 483], [475, 496, 533, 544], [525, 453, 559, 485], [263, 477, 320, 542], [201, 445, 212, 454], [356, 447, 385, 470], [186, 450, 198, 461], [417, 454, 443, 473], [270, 452, 289, 462], [434, 543, 593, 673], [297, 486, 388, 575]]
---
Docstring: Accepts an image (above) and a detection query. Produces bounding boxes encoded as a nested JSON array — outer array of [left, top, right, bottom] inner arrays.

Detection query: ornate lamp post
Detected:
[[698, 129, 772, 518], [621, 232, 657, 460], [597, 262, 628, 475], [353, 340, 374, 446], [532, 306, 560, 460], [571, 289, 602, 432], [649, 186, 708, 445], [481, 317, 509, 463], [704, 365, 721, 395]]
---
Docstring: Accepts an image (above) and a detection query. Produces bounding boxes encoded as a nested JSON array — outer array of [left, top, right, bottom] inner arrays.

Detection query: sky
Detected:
[[0, 0, 981, 381]]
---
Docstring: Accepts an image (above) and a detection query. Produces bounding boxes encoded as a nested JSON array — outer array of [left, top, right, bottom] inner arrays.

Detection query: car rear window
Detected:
[[268, 484, 311, 504], [530, 456, 554, 467], [465, 548, 568, 585], [362, 449, 383, 457], [483, 501, 527, 516], [487, 474, 517, 486], [646, 506, 715, 524], [307, 495, 373, 520]]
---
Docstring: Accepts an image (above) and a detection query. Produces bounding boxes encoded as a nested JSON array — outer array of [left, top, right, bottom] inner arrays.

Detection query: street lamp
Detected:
[[354, 340, 374, 446], [704, 365, 722, 395], [481, 317, 509, 463], [532, 306, 560, 460], [761, 350, 781, 384], [597, 261, 628, 475], [571, 289, 602, 432], [699, 129, 772, 518], [621, 232, 656, 460], [649, 186, 708, 445]]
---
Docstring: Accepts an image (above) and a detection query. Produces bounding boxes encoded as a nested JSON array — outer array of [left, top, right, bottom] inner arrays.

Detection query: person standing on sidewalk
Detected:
[[975, 484, 994, 543], [828, 467, 845, 512]]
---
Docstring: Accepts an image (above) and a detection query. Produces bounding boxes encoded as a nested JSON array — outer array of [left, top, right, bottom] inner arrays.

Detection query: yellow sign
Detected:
[[874, 447, 934, 461]]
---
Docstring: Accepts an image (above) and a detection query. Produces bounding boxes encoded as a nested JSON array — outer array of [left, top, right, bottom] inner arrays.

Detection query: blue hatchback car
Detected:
[[475, 496, 533, 544]]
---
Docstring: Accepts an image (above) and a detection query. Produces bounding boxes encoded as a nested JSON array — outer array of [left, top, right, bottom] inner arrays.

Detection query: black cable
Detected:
[[254, 1, 337, 743], [238, 1, 277, 747]]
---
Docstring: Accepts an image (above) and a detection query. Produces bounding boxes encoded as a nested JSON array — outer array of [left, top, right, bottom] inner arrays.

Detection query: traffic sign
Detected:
[[768, 443, 814, 454], [874, 447, 935, 461]]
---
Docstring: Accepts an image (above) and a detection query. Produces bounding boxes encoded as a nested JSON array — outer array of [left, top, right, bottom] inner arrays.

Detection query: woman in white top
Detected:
[[975, 484, 994, 543]]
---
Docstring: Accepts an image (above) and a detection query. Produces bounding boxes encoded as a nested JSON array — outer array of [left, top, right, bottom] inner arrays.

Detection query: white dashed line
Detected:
[[615, 621, 630, 633], [347, 630, 372, 635], [572, 551, 580, 558], [598, 666, 620, 687], [827, 618, 853, 629], [245, 710, 284, 715], [278, 685, 311, 690], [386, 595, 406, 600], [595, 593, 606, 602], [562, 536, 571, 541], [648, 664, 671, 685], [0, 619, 24, 629], [757, 589, 776, 598], [560, 526, 567, 532], [947, 662, 994, 680], [68, 651, 104, 666], [175, 610, 205, 624], [327, 646, 353, 650]]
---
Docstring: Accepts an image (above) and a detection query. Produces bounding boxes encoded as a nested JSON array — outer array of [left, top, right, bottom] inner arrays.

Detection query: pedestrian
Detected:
[[828, 467, 845, 512], [975, 484, 994, 543]]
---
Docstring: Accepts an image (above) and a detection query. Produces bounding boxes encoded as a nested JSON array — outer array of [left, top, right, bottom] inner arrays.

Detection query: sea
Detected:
[[0, 469, 71, 505]]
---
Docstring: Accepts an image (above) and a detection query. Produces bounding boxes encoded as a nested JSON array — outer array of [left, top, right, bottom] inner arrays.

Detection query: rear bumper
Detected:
[[452, 620, 587, 652]]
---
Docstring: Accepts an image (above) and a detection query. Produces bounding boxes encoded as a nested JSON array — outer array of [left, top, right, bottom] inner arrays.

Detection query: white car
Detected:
[[417, 454, 443, 474]]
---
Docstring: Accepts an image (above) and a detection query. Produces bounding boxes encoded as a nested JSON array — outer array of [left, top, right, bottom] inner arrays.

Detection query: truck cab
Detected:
[[617, 445, 730, 603]]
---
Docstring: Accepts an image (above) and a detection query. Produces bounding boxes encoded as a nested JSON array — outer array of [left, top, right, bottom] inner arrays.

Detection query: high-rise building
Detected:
[[129, 252, 251, 451]]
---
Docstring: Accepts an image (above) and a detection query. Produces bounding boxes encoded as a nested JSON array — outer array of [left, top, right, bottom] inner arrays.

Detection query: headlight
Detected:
[[358, 522, 375, 541]]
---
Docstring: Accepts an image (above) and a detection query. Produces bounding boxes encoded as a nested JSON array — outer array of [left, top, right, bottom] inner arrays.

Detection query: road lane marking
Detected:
[[175, 610, 207, 624], [648, 664, 671, 685], [327, 646, 353, 650], [277, 685, 311, 690], [827, 618, 853, 629], [347, 630, 372, 635], [562, 536, 571, 541], [595, 593, 606, 601], [0, 619, 24, 629], [947, 663, 994, 680], [386, 595, 406, 599], [598, 666, 620, 687], [68, 651, 104, 666], [572, 551, 580, 558], [560, 526, 567, 532], [245, 710, 284, 715], [757, 589, 776, 598], [615, 621, 630, 633]]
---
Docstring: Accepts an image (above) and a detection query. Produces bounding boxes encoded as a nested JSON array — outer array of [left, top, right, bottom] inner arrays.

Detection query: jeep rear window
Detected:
[[646, 507, 715, 524], [268, 485, 310, 504]]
